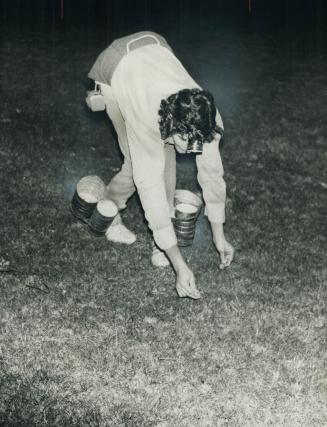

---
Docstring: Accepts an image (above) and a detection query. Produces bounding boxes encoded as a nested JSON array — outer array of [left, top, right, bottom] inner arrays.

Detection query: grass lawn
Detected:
[[0, 18, 326, 426]]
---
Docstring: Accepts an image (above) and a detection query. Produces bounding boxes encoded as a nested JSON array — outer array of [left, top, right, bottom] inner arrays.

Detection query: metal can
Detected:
[[173, 190, 203, 248], [71, 175, 106, 223], [88, 199, 118, 236]]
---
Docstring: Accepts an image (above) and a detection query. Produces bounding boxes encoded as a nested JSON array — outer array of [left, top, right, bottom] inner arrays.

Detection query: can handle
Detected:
[[126, 34, 160, 54]]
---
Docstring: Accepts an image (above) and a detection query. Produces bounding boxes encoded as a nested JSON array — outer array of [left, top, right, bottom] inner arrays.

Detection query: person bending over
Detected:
[[87, 31, 234, 299]]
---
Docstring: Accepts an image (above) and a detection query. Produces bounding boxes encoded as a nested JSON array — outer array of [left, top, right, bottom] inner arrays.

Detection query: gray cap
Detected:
[[88, 31, 172, 85]]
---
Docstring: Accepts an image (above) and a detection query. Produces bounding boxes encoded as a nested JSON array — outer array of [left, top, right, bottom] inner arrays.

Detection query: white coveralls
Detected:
[[88, 32, 226, 250]]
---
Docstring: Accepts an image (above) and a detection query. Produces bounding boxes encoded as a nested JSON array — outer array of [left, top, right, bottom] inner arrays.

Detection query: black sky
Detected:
[[1, 0, 326, 34]]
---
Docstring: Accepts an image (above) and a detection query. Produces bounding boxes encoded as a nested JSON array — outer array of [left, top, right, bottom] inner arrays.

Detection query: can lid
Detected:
[[175, 203, 197, 214], [97, 199, 118, 217], [76, 175, 106, 202], [77, 191, 98, 204], [174, 189, 202, 208]]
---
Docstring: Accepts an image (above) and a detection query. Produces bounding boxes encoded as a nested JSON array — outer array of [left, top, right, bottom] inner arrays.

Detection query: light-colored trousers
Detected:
[[100, 83, 176, 217]]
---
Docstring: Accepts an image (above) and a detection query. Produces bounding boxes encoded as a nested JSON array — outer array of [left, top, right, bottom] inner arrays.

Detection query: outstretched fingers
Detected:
[[176, 281, 201, 300]]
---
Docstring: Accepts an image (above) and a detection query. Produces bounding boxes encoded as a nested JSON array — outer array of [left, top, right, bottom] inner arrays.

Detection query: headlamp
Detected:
[[185, 126, 224, 154], [186, 139, 204, 154]]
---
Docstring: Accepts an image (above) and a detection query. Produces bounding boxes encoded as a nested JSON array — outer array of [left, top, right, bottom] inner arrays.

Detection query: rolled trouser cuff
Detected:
[[153, 224, 177, 250], [205, 203, 225, 223]]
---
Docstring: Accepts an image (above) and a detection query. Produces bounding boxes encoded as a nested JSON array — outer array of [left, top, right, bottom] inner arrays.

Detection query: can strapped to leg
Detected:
[[88, 199, 118, 236], [173, 190, 202, 247], [71, 175, 106, 223]]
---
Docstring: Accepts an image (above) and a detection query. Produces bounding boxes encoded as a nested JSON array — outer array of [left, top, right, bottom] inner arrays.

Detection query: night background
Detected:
[[0, 1, 326, 426]]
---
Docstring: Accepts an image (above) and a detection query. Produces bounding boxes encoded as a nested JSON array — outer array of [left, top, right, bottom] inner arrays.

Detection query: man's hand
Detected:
[[176, 266, 201, 299], [210, 222, 234, 269], [165, 244, 201, 299], [214, 238, 234, 269]]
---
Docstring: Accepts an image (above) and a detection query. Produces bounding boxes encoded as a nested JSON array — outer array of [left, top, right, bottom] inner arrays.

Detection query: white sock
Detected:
[[106, 214, 136, 244]]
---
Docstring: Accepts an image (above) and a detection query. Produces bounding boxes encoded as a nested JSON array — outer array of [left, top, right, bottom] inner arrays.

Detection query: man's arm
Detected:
[[196, 127, 234, 268], [196, 132, 226, 225], [126, 123, 177, 250], [210, 222, 234, 269], [126, 123, 201, 297]]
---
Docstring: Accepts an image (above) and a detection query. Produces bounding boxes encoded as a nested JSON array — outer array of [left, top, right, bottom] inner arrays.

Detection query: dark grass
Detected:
[[1, 12, 327, 427]]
